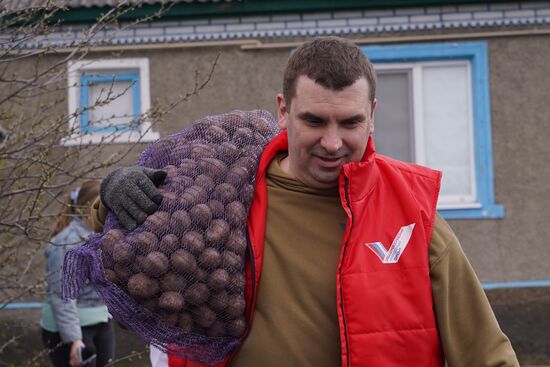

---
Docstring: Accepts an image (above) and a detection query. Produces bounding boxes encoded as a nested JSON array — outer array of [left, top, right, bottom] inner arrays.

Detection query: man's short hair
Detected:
[[283, 36, 377, 108]]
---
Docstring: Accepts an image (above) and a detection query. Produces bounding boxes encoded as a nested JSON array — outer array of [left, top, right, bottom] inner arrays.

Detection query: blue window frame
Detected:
[[363, 41, 503, 219], [79, 72, 141, 133]]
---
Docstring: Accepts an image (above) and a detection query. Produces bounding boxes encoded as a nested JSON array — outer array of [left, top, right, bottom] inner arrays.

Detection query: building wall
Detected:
[[454, 34, 550, 282]]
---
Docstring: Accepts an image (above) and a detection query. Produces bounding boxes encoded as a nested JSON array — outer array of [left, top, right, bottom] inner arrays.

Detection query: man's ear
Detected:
[[276, 93, 287, 130], [369, 98, 377, 134]]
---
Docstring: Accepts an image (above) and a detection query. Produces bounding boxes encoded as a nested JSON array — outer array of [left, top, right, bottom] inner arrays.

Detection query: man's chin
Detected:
[[307, 171, 340, 189]]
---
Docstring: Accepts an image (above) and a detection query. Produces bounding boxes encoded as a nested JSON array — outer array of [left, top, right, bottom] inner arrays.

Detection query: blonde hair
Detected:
[[51, 180, 100, 236]]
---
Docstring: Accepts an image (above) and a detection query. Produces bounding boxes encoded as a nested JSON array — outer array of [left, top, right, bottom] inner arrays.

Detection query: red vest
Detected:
[[169, 131, 444, 367]]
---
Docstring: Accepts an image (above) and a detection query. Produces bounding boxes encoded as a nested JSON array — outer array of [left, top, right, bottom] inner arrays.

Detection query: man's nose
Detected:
[[320, 126, 343, 154]]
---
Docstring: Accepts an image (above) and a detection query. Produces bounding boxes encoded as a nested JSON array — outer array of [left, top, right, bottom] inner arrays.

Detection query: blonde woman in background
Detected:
[[41, 180, 115, 367]]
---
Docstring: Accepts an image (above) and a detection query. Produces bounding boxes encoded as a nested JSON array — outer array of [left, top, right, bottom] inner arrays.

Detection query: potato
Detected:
[[159, 234, 179, 254], [101, 250, 114, 269], [241, 144, 263, 158], [179, 185, 207, 208], [159, 291, 185, 313], [142, 251, 169, 277], [131, 255, 145, 273], [190, 204, 212, 228], [206, 125, 229, 143], [198, 157, 228, 182], [255, 118, 273, 136], [134, 231, 159, 254], [206, 200, 224, 219], [102, 229, 124, 254], [140, 298, 158, 314], [170, 176, 194, 193], [163, 164, 177, 179], [191, 144, 216, 159], [222, 250, 242, 272], [205, 219, 230, 245], [192, 268, 208, 282], [225, 201, 246, 228], [225, 166, 249, 188], [160, 191, 178, 208], [212, 183, 237, 204], [181, 231, 205, 255], [227, 273, 245, 293], [103, 269, 118, 284], [207, 320, 226, 337], [127, 273, 159, 299], [170, 141, 192, 159], [169, 210, 191, 232], [195, 305, 217, 328], [159, 311, 179, 327], [171, 249, 197, 274], [143, 211, 170, 233], [184, 283, 210, 305], [232, 127, 254, 146], [209, 290, 229, 311], [225, 294, 245, 318], [114, 263, 132, 283], [160, 272, 187, 292], [199, 248, 221, 269], [112, 242, 135, 264], [177, 312, 193, 333], [208, 269, 230, 291], [227, 318, 246, 337], [232, 157, 256, 173], [178, 159, 198, 176], [217, 142, 239, 161], [241, 184, 254, 203], [226, 231, 246, 255], [195, 174, 215, 193]]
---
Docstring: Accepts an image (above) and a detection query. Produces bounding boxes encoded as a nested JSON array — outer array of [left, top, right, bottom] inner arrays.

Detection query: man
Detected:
[[94, 37, 519, 366]]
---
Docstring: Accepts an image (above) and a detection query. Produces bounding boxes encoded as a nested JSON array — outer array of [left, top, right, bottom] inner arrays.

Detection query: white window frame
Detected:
[[63, 58, 159, 146], [375, 60, 479, 209]]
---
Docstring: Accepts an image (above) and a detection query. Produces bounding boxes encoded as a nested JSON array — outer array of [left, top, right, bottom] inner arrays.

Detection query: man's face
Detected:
[[277, 76, 376, 189]]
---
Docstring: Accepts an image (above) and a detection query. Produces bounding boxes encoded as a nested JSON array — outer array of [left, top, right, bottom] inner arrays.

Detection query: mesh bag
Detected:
[[63, 110, 280, 364]]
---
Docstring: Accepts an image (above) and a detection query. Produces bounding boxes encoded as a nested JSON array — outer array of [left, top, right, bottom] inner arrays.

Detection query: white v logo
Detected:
[[365, 223, 416, 264]]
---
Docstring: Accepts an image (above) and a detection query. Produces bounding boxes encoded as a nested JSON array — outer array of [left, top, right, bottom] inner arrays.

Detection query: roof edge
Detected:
[[45, 0, 516, 24]]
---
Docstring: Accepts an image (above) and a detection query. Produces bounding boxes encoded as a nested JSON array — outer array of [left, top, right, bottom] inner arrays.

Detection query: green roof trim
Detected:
[[53, 0, 514, 24]]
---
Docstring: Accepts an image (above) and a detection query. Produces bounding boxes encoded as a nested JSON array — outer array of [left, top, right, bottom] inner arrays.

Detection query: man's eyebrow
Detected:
[[298, 111, 326, 122], [341, 114, 366, 124]]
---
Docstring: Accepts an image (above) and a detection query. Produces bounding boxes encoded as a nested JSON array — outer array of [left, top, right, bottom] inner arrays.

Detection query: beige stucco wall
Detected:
[[449, 34, 550, 282]]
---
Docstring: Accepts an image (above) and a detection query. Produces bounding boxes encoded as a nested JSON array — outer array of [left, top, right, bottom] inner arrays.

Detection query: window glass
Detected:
[[422, 64, 474, 202], [88, 79, 136, 128], [375, 70, 414, 162]]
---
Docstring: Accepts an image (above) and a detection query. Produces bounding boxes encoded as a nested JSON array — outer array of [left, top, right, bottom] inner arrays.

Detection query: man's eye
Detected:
[[343, 119, 363, 127], [304, 117, 323, 125]]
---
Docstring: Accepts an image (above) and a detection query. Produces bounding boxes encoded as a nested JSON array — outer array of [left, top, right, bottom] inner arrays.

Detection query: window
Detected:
[[64, 58, 158, 146], [364, 42, 503, 219]]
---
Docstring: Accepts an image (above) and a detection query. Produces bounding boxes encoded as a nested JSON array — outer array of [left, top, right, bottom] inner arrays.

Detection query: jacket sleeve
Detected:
[[90, 196, 108, 233], [46, 242, 82, 343], [429, 214, 519, 367]]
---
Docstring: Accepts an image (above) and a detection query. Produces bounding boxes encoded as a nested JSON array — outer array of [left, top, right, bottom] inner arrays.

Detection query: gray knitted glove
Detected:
[[100, 166, 167, 231]]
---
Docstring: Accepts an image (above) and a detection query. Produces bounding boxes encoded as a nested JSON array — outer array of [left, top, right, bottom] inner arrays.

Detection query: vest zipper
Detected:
[[244, 230, 256, 322], [339, 176, 352, 367]]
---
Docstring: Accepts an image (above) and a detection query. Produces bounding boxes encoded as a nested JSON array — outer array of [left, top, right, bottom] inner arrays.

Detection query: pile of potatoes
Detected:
[[100, 112, 278, 338]]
